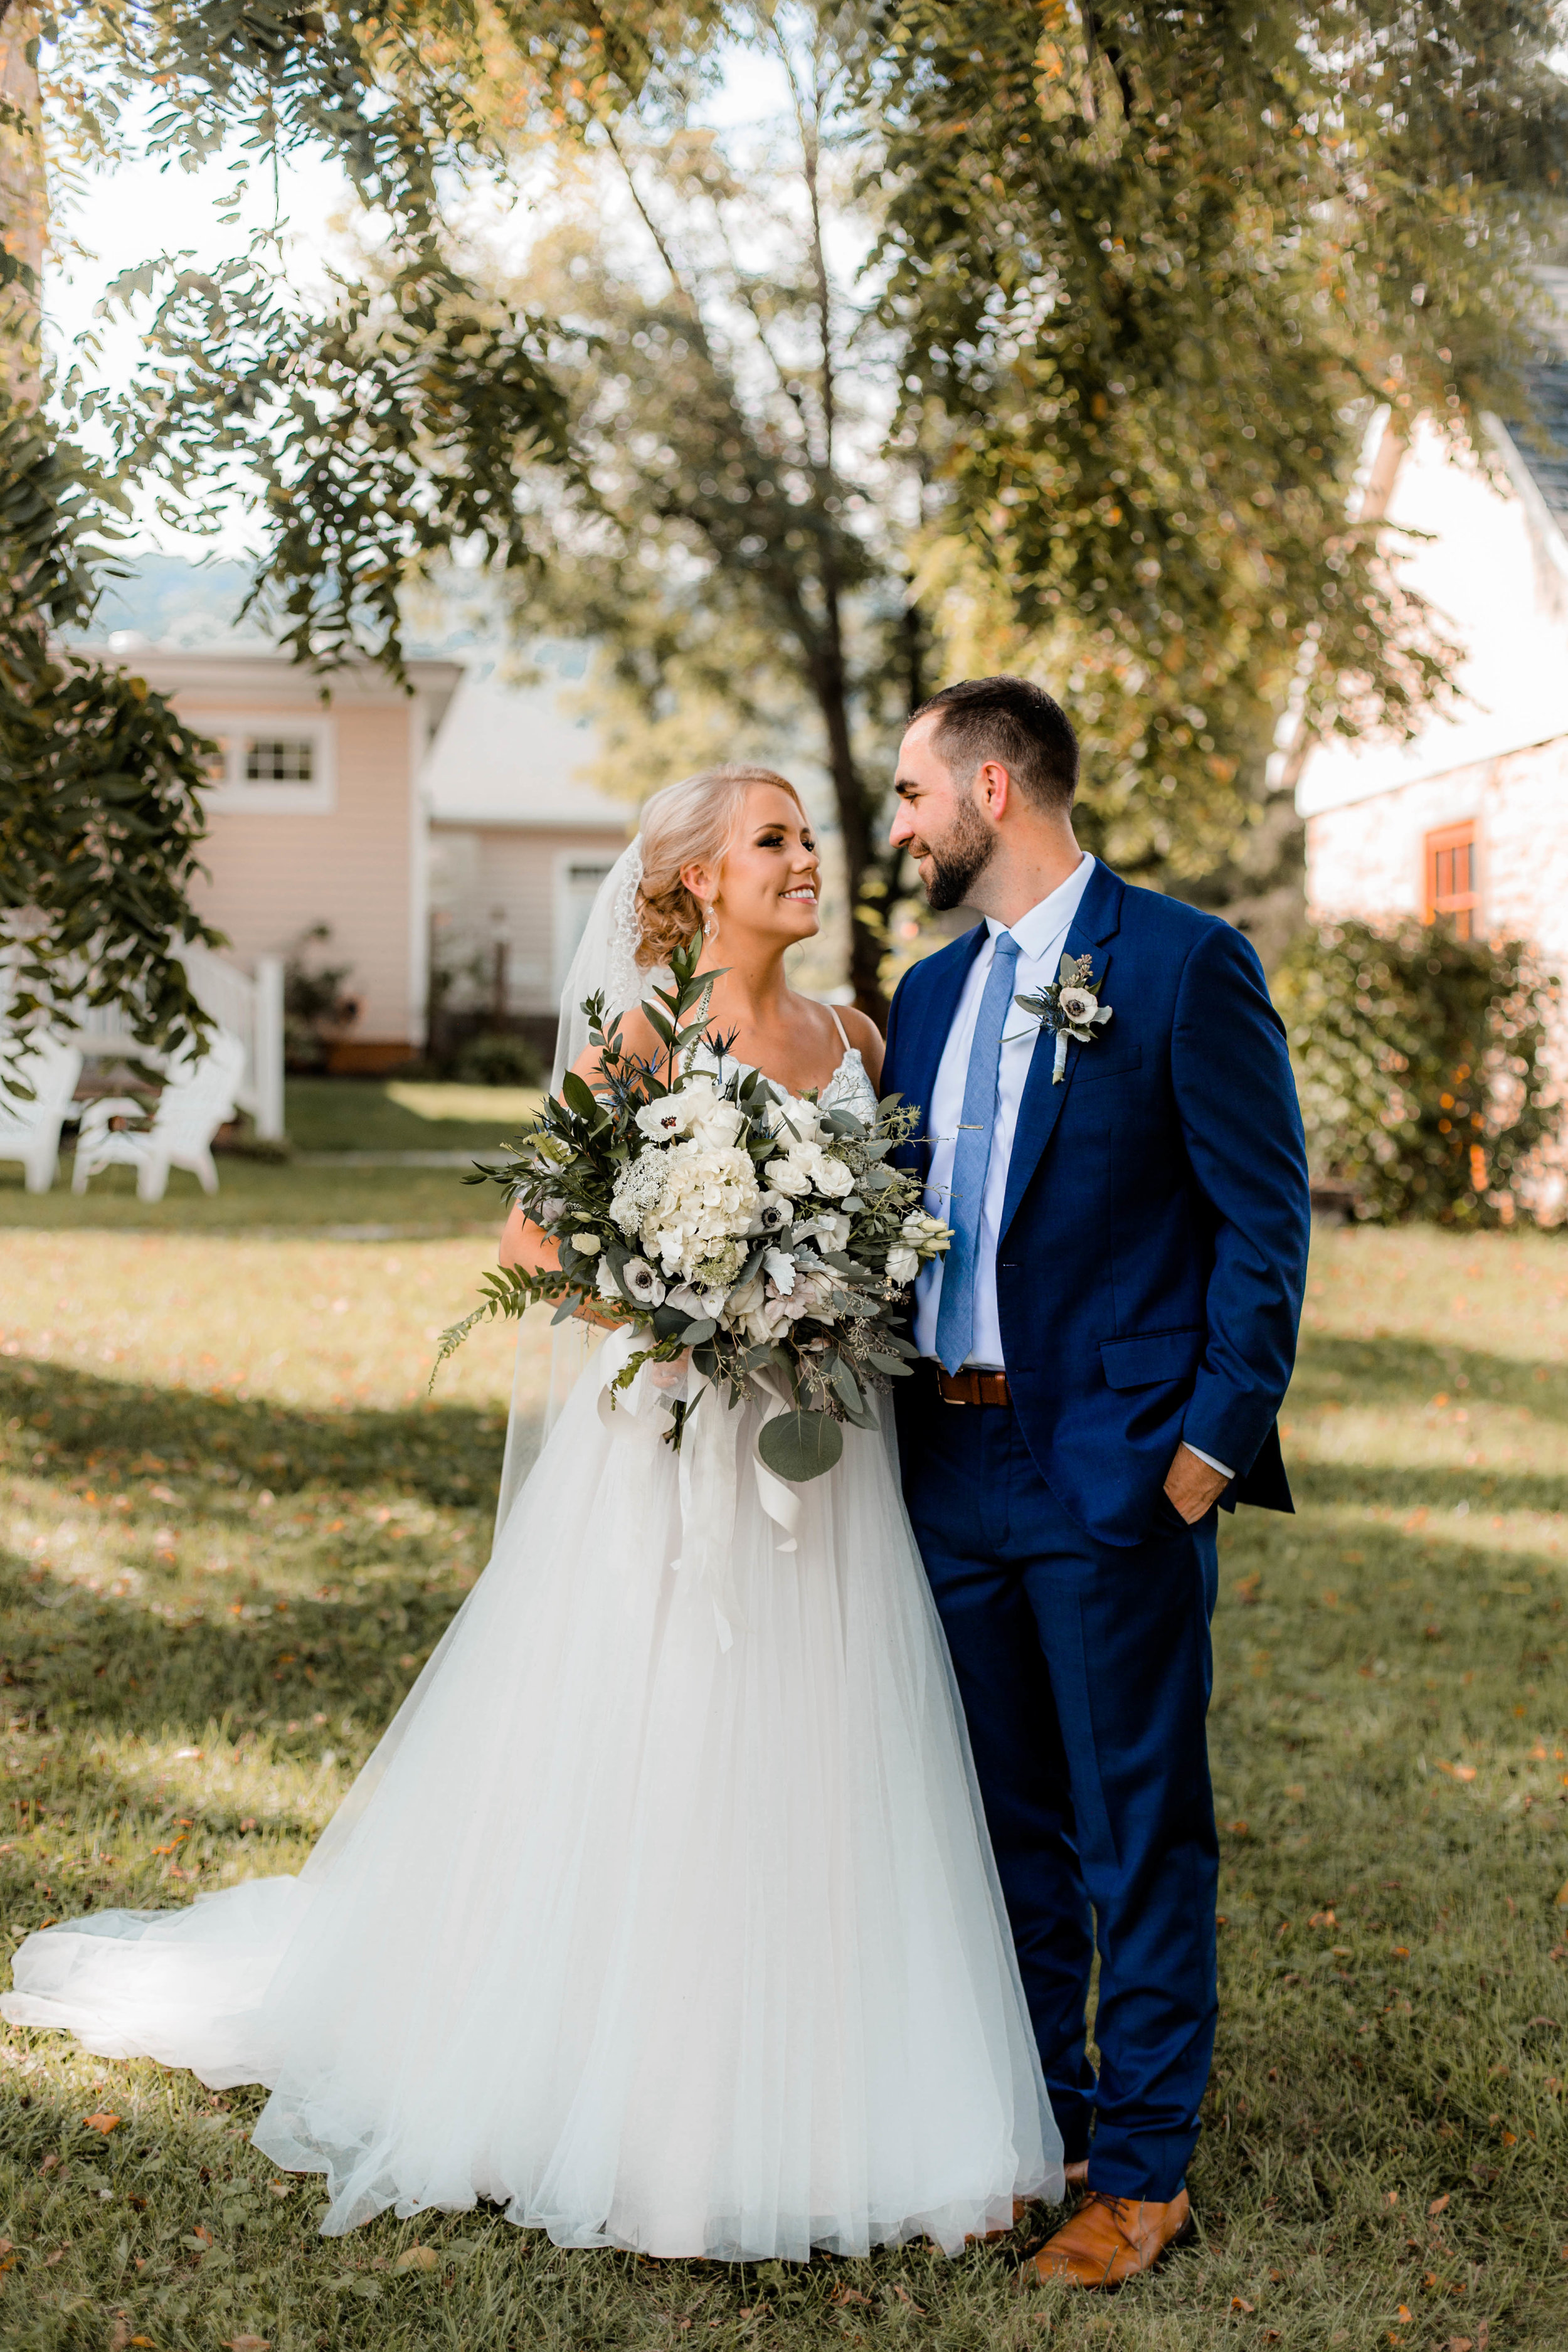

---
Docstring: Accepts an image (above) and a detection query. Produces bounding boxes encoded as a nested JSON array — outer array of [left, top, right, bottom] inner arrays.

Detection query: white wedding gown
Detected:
[[3, 1044, 1061, 2258]]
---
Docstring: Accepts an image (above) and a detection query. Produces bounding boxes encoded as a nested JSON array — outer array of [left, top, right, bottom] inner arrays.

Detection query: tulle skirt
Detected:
[[2, 1348, 1061, 2257]]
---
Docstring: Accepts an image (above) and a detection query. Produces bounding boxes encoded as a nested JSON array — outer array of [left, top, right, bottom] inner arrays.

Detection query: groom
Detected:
[[882, 677, 1310, 2286]]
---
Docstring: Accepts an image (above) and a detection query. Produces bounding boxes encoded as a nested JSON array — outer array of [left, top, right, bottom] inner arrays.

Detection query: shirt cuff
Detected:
[[1182, 1443, 1234, 1481]]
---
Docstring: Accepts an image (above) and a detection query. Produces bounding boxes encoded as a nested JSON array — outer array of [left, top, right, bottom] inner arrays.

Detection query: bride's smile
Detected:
[[679, 783, 824, 951]]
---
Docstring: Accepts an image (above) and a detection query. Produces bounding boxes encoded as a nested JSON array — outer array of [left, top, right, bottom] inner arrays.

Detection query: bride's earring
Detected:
[[703, 904, 719, 943]]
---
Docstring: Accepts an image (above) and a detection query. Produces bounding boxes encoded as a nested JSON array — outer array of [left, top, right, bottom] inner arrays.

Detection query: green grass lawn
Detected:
[[282, 1078, 543, 1155], [1, 1222, 1566, 2349]]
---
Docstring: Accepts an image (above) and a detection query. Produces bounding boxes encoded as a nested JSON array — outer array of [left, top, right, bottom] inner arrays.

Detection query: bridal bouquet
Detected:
[[434, 935, 949, 1482]]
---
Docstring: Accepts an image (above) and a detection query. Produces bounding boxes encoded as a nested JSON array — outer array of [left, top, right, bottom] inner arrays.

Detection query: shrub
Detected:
[[283, 923, 359, 1074], [1273, 919, 1559, 1225], [453, 1031, 543, 1087]]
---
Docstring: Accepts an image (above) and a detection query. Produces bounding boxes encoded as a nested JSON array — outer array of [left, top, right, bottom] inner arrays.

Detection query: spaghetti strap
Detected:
[[825, 1002, 851, 1051]]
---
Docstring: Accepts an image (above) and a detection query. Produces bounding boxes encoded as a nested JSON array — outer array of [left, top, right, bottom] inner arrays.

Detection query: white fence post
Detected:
[[253, 955, 285, 1140]]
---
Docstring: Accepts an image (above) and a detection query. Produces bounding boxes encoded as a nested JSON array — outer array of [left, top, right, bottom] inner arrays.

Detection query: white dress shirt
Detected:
[[910, 854, 1233, 1481], [912, 856, 1095, 1368]]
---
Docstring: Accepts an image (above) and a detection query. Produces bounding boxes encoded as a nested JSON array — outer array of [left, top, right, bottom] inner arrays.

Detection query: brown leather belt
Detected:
[[932, 1364, 1012, 1407]]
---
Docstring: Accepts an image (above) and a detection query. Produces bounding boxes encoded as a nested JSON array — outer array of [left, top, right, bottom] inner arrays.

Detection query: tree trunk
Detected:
[[804, 593, 891, 1029]]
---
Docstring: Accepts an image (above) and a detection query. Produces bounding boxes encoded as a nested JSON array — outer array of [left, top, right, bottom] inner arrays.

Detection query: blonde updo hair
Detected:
[[634, 765, 805, 970]]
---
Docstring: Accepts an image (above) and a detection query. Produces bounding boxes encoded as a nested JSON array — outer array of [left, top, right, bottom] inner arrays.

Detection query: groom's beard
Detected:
[[921, 793, 997, 912]]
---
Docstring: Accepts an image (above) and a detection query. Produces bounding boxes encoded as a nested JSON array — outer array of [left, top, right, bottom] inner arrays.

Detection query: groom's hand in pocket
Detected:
[[1162, 1443, 1229, 1525]]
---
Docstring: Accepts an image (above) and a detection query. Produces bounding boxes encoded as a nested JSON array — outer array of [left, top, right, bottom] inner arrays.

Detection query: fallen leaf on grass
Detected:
[[890, 2284, 926, 2312], [130, 2339, 156, 2348], [221, 2338, 270, 2349], [1398, 2309, 1413, 2324], [83, 2112, 122, 2134], [1555, 1880, 1568, 1910], [393, 2245, 438, 2272], [1231, 2296, 1255, 2312], [830, 2289, 872, 2307], [1429, 2194, 1449, 2216]]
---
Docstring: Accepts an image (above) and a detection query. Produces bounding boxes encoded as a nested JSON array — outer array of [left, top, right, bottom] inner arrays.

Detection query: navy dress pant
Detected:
[[899, 1376, 1221, 2203]]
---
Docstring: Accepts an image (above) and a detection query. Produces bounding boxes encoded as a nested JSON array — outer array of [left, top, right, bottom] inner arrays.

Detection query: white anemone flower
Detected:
[[621, 1257, 667, 1306]]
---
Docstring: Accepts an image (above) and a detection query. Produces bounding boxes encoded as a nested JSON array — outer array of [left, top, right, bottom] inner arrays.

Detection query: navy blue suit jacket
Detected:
[[883, 859, 1311, 1549]]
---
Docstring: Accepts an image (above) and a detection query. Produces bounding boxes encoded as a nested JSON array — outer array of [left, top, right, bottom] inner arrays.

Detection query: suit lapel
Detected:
[[998, 860, 1125, 1240], [896, 925, 987, 1150]]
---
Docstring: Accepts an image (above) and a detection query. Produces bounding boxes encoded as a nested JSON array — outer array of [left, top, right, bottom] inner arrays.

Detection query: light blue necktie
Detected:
[[935, 932, 1021, 1375]]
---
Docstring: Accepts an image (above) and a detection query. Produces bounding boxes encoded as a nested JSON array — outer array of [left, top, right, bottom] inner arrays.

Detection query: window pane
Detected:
[[245, 736, 315, 783]]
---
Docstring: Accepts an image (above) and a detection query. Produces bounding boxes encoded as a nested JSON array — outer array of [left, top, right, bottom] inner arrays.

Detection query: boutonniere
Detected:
[[1015, 953, 1114, 1083]]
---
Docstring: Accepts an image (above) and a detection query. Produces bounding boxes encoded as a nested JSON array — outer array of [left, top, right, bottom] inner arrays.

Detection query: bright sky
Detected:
[[46, 125, 351, 556]]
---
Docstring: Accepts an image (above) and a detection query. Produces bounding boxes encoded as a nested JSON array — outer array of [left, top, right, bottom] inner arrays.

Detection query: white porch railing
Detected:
[[7, 948, 286, 1140]]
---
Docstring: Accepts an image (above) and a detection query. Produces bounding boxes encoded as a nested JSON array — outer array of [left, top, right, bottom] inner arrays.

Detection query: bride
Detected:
[[3, 764, 1061, 2259]]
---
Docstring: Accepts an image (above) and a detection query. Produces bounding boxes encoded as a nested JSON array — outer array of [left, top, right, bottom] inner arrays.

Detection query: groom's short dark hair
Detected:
[[912, 675, 1079, 811]]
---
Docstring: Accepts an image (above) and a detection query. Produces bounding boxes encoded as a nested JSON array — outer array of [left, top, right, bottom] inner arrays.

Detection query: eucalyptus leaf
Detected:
[[757, 1409, 845, 1484]]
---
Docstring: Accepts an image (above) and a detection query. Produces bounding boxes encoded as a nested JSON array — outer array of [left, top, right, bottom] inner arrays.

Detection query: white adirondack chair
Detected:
[[0, 1030, 85, 1192], [72, 1030, 246, 1202]]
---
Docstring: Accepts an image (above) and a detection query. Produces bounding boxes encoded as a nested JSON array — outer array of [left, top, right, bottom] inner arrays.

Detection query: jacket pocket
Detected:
[[1099, 1326, 1203, 1389], [1074, 1044, 1143, 1084]]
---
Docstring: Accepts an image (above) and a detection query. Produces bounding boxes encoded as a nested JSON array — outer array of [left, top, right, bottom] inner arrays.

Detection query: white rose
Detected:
[[570, 1231, 602, 1255], [763, 1154, 813, 1198], [691, 1098, 746, 1150], [810, 1150, 856, 1200], [763, 1091, 825, 1142], [886, 1244, 919, 1284]]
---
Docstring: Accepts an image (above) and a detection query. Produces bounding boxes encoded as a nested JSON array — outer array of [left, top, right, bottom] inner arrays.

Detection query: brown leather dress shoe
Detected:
[[1022, 2188, 1191, 2287]]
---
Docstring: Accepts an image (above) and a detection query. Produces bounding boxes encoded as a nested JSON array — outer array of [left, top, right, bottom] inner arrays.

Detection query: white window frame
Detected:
[[199, 713, 338, 813], [553, 847, 623, 995]]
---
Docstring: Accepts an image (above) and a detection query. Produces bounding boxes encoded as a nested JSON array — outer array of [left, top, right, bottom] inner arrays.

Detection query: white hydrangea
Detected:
[[613, 1138, 760, 1283]]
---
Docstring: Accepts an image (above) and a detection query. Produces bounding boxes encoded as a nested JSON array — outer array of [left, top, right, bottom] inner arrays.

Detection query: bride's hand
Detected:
[[647, 1349, 692, 1389], [572, 1298, 630, 1332]]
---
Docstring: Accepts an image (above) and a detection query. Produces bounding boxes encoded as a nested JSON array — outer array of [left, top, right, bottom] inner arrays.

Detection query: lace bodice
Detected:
[[692, 1007, 879, 1127]]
